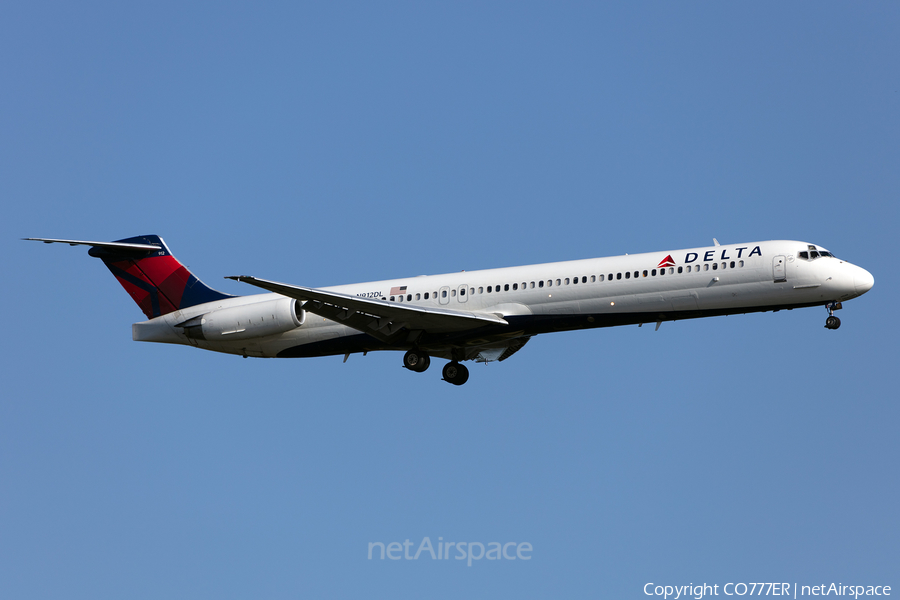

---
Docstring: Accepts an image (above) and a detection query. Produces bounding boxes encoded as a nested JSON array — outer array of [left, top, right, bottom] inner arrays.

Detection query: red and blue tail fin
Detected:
[[86, 235, 233, 319]]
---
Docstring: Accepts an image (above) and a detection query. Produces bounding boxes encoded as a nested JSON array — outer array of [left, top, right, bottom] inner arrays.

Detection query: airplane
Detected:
[[27, 235, 874, 385]]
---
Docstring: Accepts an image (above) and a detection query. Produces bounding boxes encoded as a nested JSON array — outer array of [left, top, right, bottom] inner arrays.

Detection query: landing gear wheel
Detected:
[[403, 350, 430, 373], [442, 362, 469, 386], [824, 302, 842, 330]]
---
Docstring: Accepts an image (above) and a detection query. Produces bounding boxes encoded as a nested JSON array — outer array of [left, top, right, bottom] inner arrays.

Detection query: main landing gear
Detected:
[[825, 302, 842, 330], [403, 349, 431, 373], [403, 349, 469, 385], [442, 361, 469, 386]]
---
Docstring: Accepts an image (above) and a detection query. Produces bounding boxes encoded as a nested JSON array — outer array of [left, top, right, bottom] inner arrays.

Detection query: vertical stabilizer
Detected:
[[86, 235, 233, 319]]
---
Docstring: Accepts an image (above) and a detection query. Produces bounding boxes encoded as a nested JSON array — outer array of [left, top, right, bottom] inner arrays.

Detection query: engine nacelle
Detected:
[[184, 298, 305, 341]]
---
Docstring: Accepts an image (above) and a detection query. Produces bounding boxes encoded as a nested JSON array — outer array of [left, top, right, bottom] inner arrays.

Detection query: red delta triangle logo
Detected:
[[657, 255, 676, 268]]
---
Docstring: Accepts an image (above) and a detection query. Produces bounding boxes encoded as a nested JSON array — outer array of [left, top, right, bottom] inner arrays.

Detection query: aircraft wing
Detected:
[[226, 275, 508, 344]]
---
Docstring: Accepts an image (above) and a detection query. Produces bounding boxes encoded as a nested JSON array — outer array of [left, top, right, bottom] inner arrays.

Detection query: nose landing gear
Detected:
[[825, 302, 842, 330]]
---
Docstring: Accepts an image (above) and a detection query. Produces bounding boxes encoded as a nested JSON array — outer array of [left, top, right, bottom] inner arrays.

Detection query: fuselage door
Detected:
[[457, 284, 468, 303], [773, 255, 787, 282], [439, 286, 450, 305]]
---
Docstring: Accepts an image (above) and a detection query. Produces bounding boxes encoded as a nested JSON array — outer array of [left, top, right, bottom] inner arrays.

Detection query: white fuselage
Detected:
[[132, 240, 874, 359]]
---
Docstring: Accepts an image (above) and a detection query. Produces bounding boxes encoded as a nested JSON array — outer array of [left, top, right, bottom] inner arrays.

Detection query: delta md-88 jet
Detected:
[[29, 235, 874, 385]]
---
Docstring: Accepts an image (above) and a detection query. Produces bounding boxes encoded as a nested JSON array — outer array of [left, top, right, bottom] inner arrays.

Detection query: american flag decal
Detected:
[[390, 285, 407, 295]]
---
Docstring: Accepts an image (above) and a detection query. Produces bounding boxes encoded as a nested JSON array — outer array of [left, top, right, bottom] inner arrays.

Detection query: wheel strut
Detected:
[[824, 302, 842, 330]]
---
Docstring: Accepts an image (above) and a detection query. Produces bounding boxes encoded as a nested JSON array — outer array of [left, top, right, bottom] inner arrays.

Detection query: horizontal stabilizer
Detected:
[[25, 237, 162, 252]]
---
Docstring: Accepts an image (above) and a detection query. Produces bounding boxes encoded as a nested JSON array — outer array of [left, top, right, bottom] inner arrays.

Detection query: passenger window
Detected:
[[712, 263, 718, 270], [513, 283, 518, 290], [424, 292, 429, 299], [660, 268, 664, 276], [547, 280, 552, 287], [407, 294, 412, 301], [556, 279, 561, 286], [730, 261, 735, 269], [608, 273, 613, 281], [739, 260, 744, 267], [703, 264, 709, 271], [652, 269, 657, 276], [599, 275, 604, 282], [572, 277, 577, 285], [504, 284, 509, 291], [441, 290, 447, 298], [625, 272, 630, 279], [539, 280, 544, 288], [642, 270, 648, 277], [451, 289, 456, 297], [591, 275, 596, 282], [616, 273, 622, 280], [522, 282, 526, 289], [390, 296, 395, 301], [478, 287, 483, 294], [416, 293, 421, 300], [470, 288, 475, 295], [530, 282, 535, 288], [460, 289, 465, 296], [677, 267, 683, 274], [487, 286, 492, 293]]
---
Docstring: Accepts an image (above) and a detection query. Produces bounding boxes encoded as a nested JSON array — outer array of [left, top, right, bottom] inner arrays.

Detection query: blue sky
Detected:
[[2, 2, 898, 598]]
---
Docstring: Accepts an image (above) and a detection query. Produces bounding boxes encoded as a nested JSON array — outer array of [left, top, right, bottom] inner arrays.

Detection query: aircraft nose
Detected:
[[854, 267, 874, 295]]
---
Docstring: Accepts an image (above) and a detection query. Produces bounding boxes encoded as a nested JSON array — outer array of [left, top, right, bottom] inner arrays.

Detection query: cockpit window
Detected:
[[799, 248, 836, 260]]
